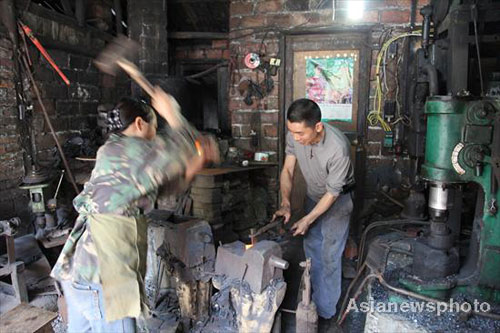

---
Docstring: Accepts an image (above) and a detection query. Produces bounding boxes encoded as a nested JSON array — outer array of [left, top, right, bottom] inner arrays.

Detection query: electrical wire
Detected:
[[367, 31, 421, 132]]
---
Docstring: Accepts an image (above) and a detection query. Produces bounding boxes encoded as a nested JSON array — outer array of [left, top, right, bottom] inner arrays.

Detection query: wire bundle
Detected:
[[367, 31, 422, 132]]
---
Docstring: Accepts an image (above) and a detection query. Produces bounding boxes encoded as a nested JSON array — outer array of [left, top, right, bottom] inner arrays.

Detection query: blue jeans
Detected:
[[61, 280, 136, 333], [303, 193, 352, 319]]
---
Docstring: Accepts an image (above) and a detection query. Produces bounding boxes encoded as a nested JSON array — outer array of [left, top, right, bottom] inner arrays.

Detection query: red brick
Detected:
[[289, 13, 309, 27], [229, 99, 243, 111], [363, 10, 380, 23], [418, 0, 430, 6], [230, 17, 242, 29], [188, 49, 207, 59], [33, 99, 56, 115], [367, 142, 381, 156], [370, 65, 378, 81], [260, 112, 279, 123], [0, 38, 13, 50], [262, 124, 278, 137], [415, 13, 423, 24], [261, 138, 278, 151], [367, 127, 386, 142], [0, 58, 13, 68], [240, 124, 252, 136], [240, 42, 264, 56], [261, 97, 279, 110], [307, 12, 321, 25], [0, 107, 17, 117], [43, 117, 68, 132], [212, 40, 229, 49], [232, 125, 241, 137], [100, 73, 115, 88], [383, 0, 412, 8], [256, 1, 282, 13], [231, 111, 253, 124], [263, 41, 280, 54], [205, 49, 223, 59], [233, 138, 252, 152], [380, 10, 410, 24], [175, 49, 188, 58], [222, 49, 231, 59], [0, 136, 17, 145], [231, 2, 254, 16], [0, 78, 15, 89], [240, 16, 267, 29]]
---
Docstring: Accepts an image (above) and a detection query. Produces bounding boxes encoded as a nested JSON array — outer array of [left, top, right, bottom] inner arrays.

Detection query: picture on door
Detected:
[[305, 54, 355, 122]]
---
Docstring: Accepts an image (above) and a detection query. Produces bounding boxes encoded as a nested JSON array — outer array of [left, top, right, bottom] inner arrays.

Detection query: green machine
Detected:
[[402, 96, 500, 301]]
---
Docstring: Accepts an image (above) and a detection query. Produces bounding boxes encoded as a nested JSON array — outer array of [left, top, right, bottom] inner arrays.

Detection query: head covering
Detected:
[[106, 108, 124, 132]]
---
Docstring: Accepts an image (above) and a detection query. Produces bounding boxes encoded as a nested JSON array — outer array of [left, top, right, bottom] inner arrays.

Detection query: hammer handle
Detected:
[[250, 217, 284, 239], [116, 59, 155, 97]]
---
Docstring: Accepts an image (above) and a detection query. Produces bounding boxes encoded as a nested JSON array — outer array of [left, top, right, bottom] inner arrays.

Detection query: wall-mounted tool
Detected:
[[244, 52, 260, 69], [19, 21, 70, 86]]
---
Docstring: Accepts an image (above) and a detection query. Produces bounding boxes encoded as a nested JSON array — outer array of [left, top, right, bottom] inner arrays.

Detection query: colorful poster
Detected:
[[305, 55, 355, 122]]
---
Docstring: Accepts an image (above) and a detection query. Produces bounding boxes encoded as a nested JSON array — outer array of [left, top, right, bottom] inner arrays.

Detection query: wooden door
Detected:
[[282, 32, 371, 223]]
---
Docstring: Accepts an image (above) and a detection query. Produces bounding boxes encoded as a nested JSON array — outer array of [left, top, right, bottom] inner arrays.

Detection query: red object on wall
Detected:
[[19, 22, 70, 86]]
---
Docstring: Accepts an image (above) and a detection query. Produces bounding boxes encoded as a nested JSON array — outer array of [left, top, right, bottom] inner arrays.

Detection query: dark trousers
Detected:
[[303, 192, 353, 319]]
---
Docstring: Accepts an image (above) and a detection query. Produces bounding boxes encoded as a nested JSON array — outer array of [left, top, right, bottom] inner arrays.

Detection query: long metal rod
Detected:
[[336, 262, 367, 324], [21, 56, 80, 195], [338, 273, 377, 325]]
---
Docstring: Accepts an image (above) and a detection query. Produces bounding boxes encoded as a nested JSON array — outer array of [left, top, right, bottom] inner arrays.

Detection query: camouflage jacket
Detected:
[[51, 125, 197, 284]]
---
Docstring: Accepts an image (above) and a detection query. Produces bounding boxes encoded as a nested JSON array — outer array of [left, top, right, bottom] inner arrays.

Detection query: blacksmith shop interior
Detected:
[[1, 0, 500, 332]]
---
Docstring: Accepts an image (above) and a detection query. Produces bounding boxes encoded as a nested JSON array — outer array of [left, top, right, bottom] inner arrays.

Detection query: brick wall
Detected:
[[128, 0, 168, 81], [228, 0, 429, 200], [0, 7, 129, 223], [173, 39, 230, 63], [0, 34, 29, 222]]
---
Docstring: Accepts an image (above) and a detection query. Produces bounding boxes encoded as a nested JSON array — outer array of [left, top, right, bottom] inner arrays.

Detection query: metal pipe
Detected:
[[422, 63, 438, 96], [420, 5, 432, 57], [337, 263, 367, 324], [269, 255, 289, 270], [338, 273, 377, 325]]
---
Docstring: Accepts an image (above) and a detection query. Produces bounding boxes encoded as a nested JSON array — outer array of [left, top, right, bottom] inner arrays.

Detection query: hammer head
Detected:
[[94, 35, 140, 76]]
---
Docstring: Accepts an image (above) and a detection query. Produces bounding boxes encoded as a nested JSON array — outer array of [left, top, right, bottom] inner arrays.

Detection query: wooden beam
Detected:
[[60, 0, 73, 16], [169, 32, 228, 39]]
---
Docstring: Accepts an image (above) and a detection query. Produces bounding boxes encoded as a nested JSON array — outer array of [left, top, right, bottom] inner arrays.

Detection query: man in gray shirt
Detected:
[[273, 98, 354, 322]]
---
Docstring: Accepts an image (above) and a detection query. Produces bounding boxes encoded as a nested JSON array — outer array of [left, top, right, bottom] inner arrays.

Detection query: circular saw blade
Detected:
[[244, 53, 260, 69]]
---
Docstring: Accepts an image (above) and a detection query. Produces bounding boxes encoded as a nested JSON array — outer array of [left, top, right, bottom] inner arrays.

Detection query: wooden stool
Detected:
[[0, 227, 29, 304], [0, 303, 57, 333]]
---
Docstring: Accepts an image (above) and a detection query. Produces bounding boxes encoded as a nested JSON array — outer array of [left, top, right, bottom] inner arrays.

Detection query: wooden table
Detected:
[[0, 303, 58, 333]]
